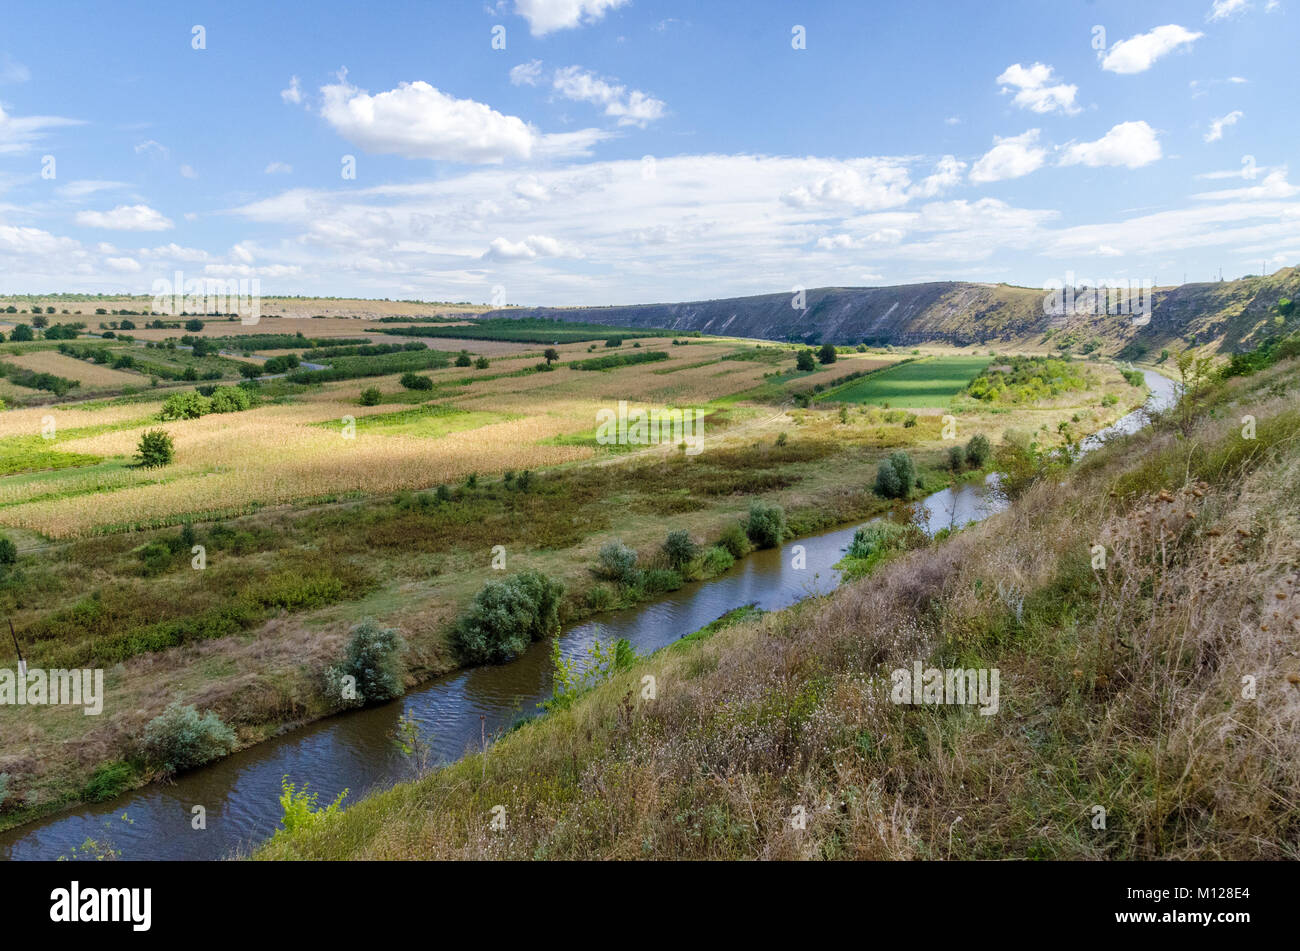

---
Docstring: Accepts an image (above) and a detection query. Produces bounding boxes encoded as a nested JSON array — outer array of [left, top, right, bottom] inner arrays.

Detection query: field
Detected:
[[0, 315, 1149, 833], [820, 355, 991, 407], [3, 351, 145, 388]]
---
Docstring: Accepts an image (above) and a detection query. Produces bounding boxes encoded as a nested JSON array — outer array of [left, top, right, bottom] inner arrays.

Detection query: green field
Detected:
[[821, 356, 989, 407]]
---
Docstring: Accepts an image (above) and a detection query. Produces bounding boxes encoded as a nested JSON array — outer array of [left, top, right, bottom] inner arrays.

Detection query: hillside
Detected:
[[257, 350, 1300, 860], [485, 268, 1300, 357]]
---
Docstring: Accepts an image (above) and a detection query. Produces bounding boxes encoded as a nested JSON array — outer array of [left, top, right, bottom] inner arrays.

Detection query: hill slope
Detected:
[[486, 268, 1300, 356]]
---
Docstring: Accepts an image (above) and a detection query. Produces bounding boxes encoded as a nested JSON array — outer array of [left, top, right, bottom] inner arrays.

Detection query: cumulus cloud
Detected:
[[105, 256, 141, 272], [513, 0, 628, 36], [509, 60, 544, 86], [550, 65, 665, 127], [1208, 0, 1250, 20], [969, 130, 1047, 183], [1059, 121, 1162, 169], [481, 234, 578, 260], [74, 204, 174, 231], [782, 160, 913, 210], [318, 75, 607, 162], [1204, 110, 1242, 142], [1100, 25, 1203, 74], [996, 63, 1080, 115], [913, 155, 966, 198], [281, 75, 303, 105]]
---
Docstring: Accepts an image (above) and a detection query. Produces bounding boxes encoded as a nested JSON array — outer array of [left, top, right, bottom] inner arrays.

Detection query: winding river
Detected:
[[0, 369, 1175, 860]]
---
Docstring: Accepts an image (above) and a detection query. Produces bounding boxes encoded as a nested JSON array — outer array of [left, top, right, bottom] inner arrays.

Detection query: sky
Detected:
[[0, 0, 1296, 306]]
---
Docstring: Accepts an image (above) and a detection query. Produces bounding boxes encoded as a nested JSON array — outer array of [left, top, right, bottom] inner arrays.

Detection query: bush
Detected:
[[328, 620, 406, 707], [160, 391, 211, 420], [452, 570, 565, 664], [136, 429, 174, 468], [965, 433, 992, 468], [209, 385, 251, 413], [641, 568, 684, 593], [597, 540, 639, 583], [700, 545, 735, 575], [137, 540, 174, 576], [81, 761, 136, 803], [873, 461, 901, 498], [745, 501, 787, 549], [818, 342, 837, 365], [718, 522, 752, 559], [184, 318, 204, 332], [455, 351, 473, 367], [359, 387, 382, 406], [141, 703, 236, 775], [474, 356, 489, 369], [796, 349, 816, 372], [873, 450, 916, 499], [262, 354, 300, 374], [947, 444, 966, 472], [0, 536, 16, 566], [661, 530, 699, 571], [399, 372, 433, 390]]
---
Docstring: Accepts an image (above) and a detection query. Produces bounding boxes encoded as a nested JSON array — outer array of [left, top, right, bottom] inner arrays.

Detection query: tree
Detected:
[[119, 319, 136, 330], [0, 535, 17, 566], [10, 324, 33, 341], [745, 501, 787, 549], [399, 372, 433, 390], [474, 356, 490, 369], [544, 347, 559, 365], [796, 349, 817, 372], [452, 570, 565, 664], [455, 351, 473, 367], [136, 429, 175, 468], [238, 361, 263, 379], [31, 315, 48, 328], [185, 318, 204, 332], [818, 342, 837, 365], [873, 450, 916, 499], [359, 387, 382, 406], [964, 433, 992, 468], [142, 703, 236, 776], [330, 620, 406, 706], [662, 530, 699, 571]]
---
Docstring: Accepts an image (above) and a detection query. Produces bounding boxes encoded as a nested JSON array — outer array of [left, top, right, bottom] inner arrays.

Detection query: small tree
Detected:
[[0, 535, 17, 567], [474, 356, 490, 369], [964, 433, 992, 468], [544, 347, 560, 365], [400, 372, 433, 390], [873, 450, 916, 499], [661, 530, 699, 571], [10, 324, 33, 342], [185, 318, 204, 332], [455, 351, 473, 367], [328, 620, 406, 707], [359, 387, 382, 406], [796, 349, 816, 372], [31, 315, 48, 329], [142, 703, 236, 775], [745, 501, 787, 549], [136, 429, 174, 468], [597, 540, 639, 582], [818, 342, 837, 365]]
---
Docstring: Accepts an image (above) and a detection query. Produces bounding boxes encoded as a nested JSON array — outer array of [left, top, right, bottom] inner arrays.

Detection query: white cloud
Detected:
[[105, 256, 141, 272], [1192, 168, 1298, 200], [509, 60, 544, 86], [0, 53, 30, 83], [1100, 25, 1203, 74], [0, 103, 82, 153], [970, 130, 1047, 183], [782, 160, 913, 210], [180, 164, 198, 179], [481, 234, 578, 260], [318, 75, 606, 163], [513, 0, 628, 36], [1208, 0, 1250, 20], [1204, 110, 1242, 142], [914, 155, 966, 198], [56, 180, 129, 199], [996, 63, 1080, 115], [204, 263, 303, 278], [74, 204, 174, 231], [264, 161, 293, 174], [144, 243, 209, 262], [551, 66, 666, 127], [281, 75, 303, 105], [1059, 121, 1162, 169], [134, 139, 169, 158]]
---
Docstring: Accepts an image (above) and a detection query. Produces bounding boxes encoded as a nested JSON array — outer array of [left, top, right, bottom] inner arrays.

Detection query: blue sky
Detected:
[[0, 0, 1295, 304]]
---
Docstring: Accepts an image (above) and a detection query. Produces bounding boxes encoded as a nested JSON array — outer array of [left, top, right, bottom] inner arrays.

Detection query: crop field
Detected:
[[820, 355, 991, 407], [3, 351, 146, 388]]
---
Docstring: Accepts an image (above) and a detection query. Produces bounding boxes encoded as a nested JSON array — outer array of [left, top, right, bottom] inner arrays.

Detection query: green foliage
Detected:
[[474, 356, 490, 369], [700, 545, 735, 575], [873, 450, 916, 499], [966, 356, 1088, 403], [278, 775, 347, 834], [570, 349, 669, 371], [135, 429, 174, 468], [662, 530, 699, 571], [452, 570, 565, 664], [160, 391, 211, 420], [261, 354, 300, 374], [141, 703, 237, 775], [795, 349, 817, 372], [964, 433, 992, 468], [718, 522, 752, 559], [287, 348, 452, 384], [137, 540, 174, 576], [0, 535, 16, 566], [359, 387, 382, 406], [455, 351, 473, 367], [81, 761, 136, 803], [544, 636, 636, 712], [372, 317, 673, 344], [399, 372, 434, 390], [818, 342, 837, 365], [745, 500, 787, 549], [330, 620, 406, 707], [597, 540, 639, 582]]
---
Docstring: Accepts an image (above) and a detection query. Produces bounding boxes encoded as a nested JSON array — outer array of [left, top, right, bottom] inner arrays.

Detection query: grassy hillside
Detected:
[[256, 351, 1300, 860], [482, 267, 1300, 358]]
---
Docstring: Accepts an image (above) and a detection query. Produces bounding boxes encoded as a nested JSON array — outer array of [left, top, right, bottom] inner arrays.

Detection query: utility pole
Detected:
[[8, 618, 25, 679]]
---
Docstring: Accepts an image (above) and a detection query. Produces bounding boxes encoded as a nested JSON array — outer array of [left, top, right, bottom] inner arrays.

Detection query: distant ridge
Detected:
[[484, 268, 1299, 356]]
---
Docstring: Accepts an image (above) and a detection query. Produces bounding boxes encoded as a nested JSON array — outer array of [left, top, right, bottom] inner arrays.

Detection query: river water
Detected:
[[0, 369, 1175, 860]]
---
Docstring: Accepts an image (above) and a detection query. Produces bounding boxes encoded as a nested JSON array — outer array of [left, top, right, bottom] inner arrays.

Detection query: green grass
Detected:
[[329, 404, 516, 438], [822, 356, 990, 408]]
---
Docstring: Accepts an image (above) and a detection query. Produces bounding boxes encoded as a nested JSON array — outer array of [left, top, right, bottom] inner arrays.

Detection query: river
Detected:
[[0, 369, 1175, 860]]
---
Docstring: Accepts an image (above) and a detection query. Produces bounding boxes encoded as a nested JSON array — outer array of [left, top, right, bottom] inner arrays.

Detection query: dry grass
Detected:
[[3, 351, 145, 388]]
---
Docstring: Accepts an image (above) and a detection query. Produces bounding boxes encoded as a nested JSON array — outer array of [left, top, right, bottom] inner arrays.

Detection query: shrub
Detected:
[[796, 349, 816, 372], [359, 387, 382, 406], [947, 444, 965, 472], [605, 337, 623, 348], [136, 429, 174, 468], [209, 385, 251, 413], [474, 356, 489, 369], [873, 450, 916, 499], [718, 522, 752, 559], [137, 540, 174, 576], [262, 354, 300, 374], [641, 568, 684, 593], [873, 460, 901, 498], [160, 391, 212, 420], [0, 536, 16, 566], [661, 530, 698, 571], [81, 761, 136, 803], [399, 372, 433, 390], [452, 570, 565, 664], [745, 501, 787, 549], [965, 433, 992, 468], [328, 620, 406, 707], [455, 351, 473, 367], [818, 342, 837, 365], [184, 318, 204, 332], [700, 545, 735, 575], [585, 584, 616, 612], [278, 776, 347, 834], [141, 703, 236, 775], [597, 540, 639, 583], [775, 431, 788, 447]]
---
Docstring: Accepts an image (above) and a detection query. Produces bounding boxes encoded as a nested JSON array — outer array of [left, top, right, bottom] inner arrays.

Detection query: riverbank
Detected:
[[256, 357, 1299, 860]]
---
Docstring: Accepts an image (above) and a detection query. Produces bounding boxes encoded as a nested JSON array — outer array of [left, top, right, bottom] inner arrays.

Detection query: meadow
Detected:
[[0, 311, 1146, 831], [819, 355, 991, 407]]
